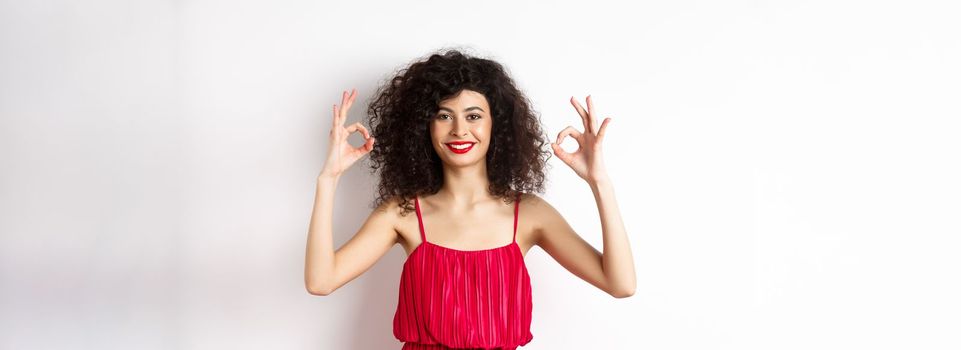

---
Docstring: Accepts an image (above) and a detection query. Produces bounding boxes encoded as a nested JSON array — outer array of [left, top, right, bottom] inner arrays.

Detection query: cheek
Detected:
[[429, 124, 441, 141], [473, 123, 492, 139]]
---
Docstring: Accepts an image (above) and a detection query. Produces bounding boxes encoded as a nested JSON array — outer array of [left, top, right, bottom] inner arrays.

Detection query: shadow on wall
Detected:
[[321, 133, 407, 349], [348, 246, 406, 349]]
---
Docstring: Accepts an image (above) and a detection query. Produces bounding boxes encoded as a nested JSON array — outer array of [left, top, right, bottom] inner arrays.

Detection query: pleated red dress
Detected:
[[393, 194, 534, 350]]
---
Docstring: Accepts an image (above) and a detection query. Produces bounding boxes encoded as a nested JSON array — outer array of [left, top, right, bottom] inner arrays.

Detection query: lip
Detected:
[[444, 141, 476, 154]]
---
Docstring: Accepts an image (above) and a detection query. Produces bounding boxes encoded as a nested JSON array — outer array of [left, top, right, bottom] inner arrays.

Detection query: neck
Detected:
[[436, 160, 492, 206]]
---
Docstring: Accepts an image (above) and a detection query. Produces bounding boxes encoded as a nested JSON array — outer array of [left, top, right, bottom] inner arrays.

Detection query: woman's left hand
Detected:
[[551, 95, 612, 184]]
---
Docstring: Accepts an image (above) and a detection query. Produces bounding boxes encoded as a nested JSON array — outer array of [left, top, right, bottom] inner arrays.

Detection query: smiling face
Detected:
[[429, 89, 493, 168]]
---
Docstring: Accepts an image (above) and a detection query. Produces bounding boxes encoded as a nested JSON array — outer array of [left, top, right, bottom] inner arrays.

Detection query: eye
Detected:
[[437, 114, 451, 120], [468, 114, 481, 120]]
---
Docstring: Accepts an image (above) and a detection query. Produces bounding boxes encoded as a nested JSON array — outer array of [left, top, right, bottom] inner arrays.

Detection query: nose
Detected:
[[449, 119, 467, 137]]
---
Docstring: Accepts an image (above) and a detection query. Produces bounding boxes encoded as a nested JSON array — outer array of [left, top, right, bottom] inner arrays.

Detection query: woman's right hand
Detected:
[[319, 88, 375, 178]]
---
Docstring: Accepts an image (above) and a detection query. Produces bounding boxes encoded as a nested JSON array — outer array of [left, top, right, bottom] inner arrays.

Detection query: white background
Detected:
[[2, 0, 959, 349]]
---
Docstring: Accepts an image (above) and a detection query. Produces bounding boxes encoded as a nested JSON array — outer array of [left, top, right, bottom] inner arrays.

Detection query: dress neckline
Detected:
[[424, 240, 517, 253], [402, 240, 525, 266]]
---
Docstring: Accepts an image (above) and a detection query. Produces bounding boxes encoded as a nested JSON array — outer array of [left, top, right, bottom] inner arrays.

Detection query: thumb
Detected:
[[364, 137, 375, 152], [551, 143, 570, 164]]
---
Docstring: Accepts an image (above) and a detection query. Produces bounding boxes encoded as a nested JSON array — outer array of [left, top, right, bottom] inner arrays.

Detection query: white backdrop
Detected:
[[2, 0, 959, 349]]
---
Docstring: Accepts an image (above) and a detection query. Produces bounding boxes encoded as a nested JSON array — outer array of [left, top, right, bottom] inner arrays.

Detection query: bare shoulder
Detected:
[[520, 192, 548, 202], [357, 196, 404, 240], [518, 193, 565, 244], [370, 195, 410, 229], [519, 193, 562, 219], [375, 195, 421, 254]]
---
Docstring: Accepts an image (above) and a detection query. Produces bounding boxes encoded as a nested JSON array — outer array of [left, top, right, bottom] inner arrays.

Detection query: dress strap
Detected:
[[512, 193, 521, 243], [414, 195, 427, 243]]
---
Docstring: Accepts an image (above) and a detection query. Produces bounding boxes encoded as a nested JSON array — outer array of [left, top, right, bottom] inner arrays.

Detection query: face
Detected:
[[429, 89, 493, 168]]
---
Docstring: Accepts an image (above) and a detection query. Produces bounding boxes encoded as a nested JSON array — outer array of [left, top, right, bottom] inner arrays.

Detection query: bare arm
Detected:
[[304, 175, 340, 296], [532, 183, 636, 298], [304, 88, 393, 296], [304, 175, 397, 295], [590, 179, 635, 297], [542, 95, 636, 298]]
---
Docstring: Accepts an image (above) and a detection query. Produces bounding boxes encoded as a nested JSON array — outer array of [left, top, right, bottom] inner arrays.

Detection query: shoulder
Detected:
[[367, 195, 413, 228], [519, 192, 554, 212], [518, 192, 565, 232], [518, 192, 545, 208], [363, 195, 418, 244]]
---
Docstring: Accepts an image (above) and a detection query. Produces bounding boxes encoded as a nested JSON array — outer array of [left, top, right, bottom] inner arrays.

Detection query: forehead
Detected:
[[438, 90, 489, 108]]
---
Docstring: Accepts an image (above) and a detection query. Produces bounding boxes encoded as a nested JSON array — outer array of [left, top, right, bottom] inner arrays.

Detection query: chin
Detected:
[[443, 157, 483, 168], [441, 153, 487, 168]]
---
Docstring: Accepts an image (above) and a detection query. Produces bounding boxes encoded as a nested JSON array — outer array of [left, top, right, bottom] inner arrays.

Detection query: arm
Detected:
[[590, 179, 636, 297], [304, 175, 398, 296], [304, 88, 391, 296], [542, 94, 636, 298], [532, 182, 636, 298]]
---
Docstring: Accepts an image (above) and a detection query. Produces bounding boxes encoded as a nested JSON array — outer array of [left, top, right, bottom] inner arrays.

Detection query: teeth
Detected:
[[450, 143, 473, 150]]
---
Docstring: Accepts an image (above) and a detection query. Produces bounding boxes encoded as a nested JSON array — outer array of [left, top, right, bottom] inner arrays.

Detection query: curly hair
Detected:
[[366, 49, 552, 215]]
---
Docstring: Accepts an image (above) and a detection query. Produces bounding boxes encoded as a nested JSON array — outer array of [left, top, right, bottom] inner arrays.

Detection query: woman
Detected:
[[305, 49, 635, 349]]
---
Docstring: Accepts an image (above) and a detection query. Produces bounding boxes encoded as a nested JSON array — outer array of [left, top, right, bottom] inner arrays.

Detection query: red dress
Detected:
[[393, 194, 534, 349]]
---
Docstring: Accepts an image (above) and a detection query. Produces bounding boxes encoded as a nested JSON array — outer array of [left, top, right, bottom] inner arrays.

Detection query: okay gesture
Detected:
[[551, 95, 612, 185]]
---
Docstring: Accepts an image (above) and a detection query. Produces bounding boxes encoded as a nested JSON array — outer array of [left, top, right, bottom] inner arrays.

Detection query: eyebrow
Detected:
[[438, 106, 485, 113]]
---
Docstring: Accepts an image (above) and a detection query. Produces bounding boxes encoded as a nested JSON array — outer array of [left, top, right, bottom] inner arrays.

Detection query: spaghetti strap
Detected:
[[513, 193, 521, 243], [414, 195, 427, 243]]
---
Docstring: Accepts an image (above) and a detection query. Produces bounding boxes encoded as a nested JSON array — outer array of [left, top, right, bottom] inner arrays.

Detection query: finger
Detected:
[[596, 117, 611, 143], [344, 88, 357, 113], [586, 95, 598, 134], [555, 126, 583, 147], [349, 135, 375, 157], [332, 104, 339, 128], [351, 133, 376, 157], [362, 136, 376, 152], [345, 122, 371, 139], [550, 143, 573, 165], [338, 90, 352, 124], [570, 96, 591, 134]]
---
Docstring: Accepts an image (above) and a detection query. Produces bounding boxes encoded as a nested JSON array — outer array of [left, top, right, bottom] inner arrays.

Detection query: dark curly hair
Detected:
[[366, 49, 551, 215]]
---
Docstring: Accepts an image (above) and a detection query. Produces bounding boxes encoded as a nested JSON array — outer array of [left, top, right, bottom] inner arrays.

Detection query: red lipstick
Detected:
[[444, 141, 476, 154]]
